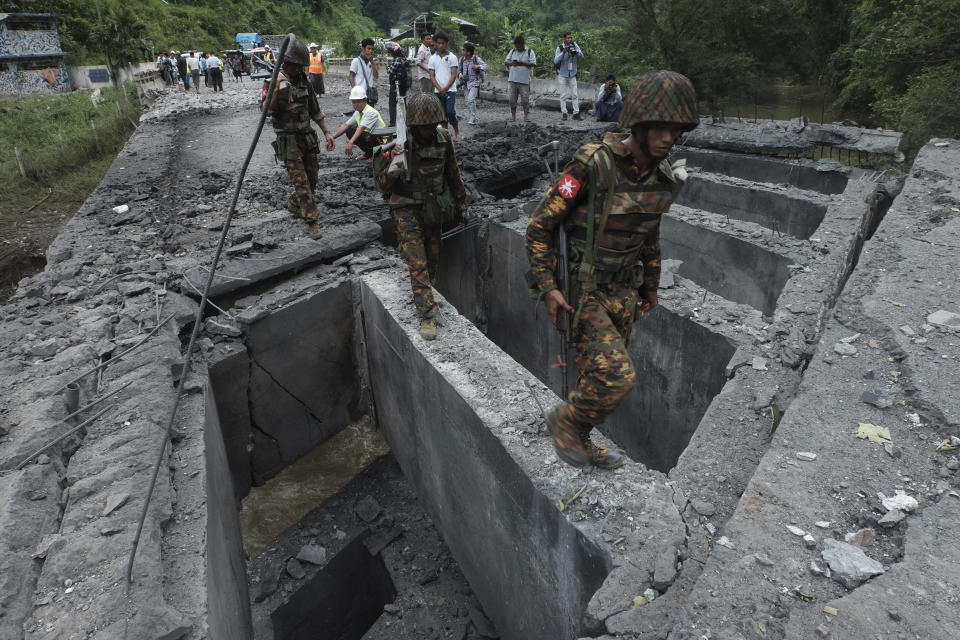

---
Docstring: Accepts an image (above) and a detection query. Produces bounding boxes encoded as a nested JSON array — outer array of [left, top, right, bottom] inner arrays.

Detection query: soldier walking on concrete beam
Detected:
[[525, 71, 700, 469]]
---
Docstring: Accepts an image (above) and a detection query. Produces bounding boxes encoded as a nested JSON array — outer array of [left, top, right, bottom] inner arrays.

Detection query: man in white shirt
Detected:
[[186, 51, 201, 94], [349, 38, 379, 105], [415, 33, 433, 94], [206, 53, 223, 92], [505, 35, 536, 122], [428, 31, 460, 141], [330, 85, 386, 159]]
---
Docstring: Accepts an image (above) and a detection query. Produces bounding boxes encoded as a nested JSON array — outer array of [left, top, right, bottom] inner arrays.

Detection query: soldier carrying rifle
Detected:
[[525, 71, 699, 469]]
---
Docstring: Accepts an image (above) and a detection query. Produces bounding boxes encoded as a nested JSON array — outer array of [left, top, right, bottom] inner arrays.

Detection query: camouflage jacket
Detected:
[[525, 132, 681, 296], [267, 72, 324, 134], [388, 126, 467, 210]]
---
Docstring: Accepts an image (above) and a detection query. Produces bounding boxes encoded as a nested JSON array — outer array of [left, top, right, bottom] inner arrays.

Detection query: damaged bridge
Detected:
[[0, 82, 958, 640]]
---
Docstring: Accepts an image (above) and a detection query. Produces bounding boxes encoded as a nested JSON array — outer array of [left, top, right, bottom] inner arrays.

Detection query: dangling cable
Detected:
[[126, 33, 296, 585]]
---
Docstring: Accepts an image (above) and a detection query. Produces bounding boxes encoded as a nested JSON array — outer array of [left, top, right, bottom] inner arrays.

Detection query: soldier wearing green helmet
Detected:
[[525, 70, 698, 469], [378, 92, 468, 340], [265, 37, 335, 237]]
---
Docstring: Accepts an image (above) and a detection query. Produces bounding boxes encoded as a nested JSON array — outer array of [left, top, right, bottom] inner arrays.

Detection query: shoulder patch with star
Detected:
[[557, 173, 581, 199]]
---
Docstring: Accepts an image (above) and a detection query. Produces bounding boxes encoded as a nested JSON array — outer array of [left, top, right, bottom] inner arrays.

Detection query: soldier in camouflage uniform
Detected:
[[378, 93, 468, 340], [525, 70, 699, 469], [265, 39, 335, 236]]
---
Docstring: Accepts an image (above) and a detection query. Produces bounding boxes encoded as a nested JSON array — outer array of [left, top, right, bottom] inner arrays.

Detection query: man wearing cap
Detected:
[[307, 43, 326, 97], [265, 39, 335, 235], [330, 85, 386, 160]]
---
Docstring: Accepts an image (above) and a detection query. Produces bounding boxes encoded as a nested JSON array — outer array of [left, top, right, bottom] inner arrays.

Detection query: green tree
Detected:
[[92, 3, 151, 81]]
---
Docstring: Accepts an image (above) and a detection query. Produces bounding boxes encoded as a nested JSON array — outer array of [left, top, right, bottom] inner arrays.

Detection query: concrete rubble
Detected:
[[0, 74, 958, 640]]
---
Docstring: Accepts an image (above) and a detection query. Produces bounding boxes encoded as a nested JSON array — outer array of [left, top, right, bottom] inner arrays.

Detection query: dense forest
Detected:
[[5, 0, 960, 155]]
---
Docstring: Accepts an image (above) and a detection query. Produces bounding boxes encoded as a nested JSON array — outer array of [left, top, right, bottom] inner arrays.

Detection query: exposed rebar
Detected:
[[126, 33, 296, 585], [15, 406, 112, 470], [53, 313, 175, 394]]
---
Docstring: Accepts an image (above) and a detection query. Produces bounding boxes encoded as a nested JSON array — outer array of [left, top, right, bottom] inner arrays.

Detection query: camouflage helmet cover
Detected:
[[406, 93, 446, 125], [619, 70, 699, 131], [282, 38, 310, 66]]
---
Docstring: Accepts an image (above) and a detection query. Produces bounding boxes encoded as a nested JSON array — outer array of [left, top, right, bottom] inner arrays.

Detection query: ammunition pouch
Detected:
[[422, 187, 456, 224], [568, 227, 644, 287], [271, 130, 318, 162]]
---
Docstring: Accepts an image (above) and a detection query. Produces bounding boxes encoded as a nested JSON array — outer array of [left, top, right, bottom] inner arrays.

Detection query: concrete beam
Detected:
[[669, 138, 960, 639], [360, 269, 687, 640]]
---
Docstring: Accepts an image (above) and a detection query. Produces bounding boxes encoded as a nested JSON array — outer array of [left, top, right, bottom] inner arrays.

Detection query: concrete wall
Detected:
[[438, 221, 736, 471], [676, 147, 850, 195], [208, 281, 363, 491], [203, 388, 253, 640], [661, 216, 794, 315], [67, 62, 155, 90], [360, 278, 610, 640], [676, 174, 828, 239]]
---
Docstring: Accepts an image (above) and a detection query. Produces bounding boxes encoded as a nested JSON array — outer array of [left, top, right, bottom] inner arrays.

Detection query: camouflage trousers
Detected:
[[284, 152, 320, 222], [561, 282, 639, 430], [393, 205, 441, 319]]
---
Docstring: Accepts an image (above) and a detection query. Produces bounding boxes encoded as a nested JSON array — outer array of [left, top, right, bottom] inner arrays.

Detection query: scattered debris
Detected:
[[880, 490, 918, 513], [560, 483, 588, 511], [845, 528, 875, 547], [112, 204, 129, 215], [857, 423, 892, 444], [834, 342, 857, 356], [821, 539, 884, 588], [754, 554, 775, 567], [878, 509, 907, 528], [803, 533, 817, 549], [285, 557, 306, 580], [102, 492, 130, 517], [861, 389, 893, 409], [796, 451, 818, 461], [927, 310, 960, 329], [751, 356, 768, 371], [355, 495, 382, 523], [785, 525, 806, 537], [716, 536, 735, 549], [295, 544, 327, 566], [691, 499, 716, 516]]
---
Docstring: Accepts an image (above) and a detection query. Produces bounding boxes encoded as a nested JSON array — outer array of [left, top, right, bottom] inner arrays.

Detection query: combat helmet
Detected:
[[406, 93, 446, 125], [282, 38, 310, 66], [619, 70, 699, 131]]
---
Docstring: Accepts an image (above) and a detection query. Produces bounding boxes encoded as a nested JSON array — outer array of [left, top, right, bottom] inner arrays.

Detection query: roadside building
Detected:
[[0, 13, 71, 95]]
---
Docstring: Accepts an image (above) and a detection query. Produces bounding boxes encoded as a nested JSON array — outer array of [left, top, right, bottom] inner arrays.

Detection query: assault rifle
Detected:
[[537, 140, 570, 398]]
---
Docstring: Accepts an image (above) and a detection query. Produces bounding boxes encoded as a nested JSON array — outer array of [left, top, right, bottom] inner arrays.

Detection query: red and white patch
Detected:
[[557, 173, 581, 199]]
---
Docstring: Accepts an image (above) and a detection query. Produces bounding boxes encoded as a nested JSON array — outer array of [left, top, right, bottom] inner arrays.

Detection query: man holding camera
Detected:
[[554, 32, 584, 121]]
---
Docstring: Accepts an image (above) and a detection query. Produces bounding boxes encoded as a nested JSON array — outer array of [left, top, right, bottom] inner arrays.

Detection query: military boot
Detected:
[[546, 404, 589, 468], [579, 425, 625, 469], [419, 317, 437, 341], [306, 222, 323, 239]]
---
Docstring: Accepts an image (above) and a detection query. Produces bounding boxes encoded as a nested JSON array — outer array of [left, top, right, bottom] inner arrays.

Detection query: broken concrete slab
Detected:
[[181, 221, 381, 298]]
